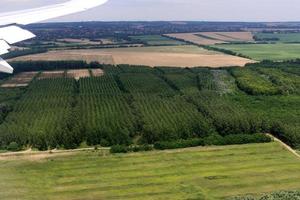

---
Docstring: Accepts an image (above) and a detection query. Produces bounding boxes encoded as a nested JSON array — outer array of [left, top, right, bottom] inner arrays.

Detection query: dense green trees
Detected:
[[8, 60, 102, 73], [0, 62, 298, 150]]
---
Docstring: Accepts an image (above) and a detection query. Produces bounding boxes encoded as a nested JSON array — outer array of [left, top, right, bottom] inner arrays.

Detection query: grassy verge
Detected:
[[0, 142, 300, 200]]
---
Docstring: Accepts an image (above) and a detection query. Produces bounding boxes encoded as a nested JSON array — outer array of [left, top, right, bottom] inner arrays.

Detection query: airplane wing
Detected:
[[0, 0, 108, 73]]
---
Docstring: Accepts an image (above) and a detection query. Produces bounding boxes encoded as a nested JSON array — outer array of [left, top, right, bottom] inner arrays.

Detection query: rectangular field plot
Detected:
[[10, 45, 254, 68], [129, 35, 186, 45], [213, 43, 300, 61], [0, 142, 300, 200], [165, 32, 254, 45], [254, 32, 300, 43], [1, 71, 38, 88]]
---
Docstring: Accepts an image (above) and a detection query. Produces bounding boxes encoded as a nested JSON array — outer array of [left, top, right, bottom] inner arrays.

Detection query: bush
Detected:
[[154, 138, 204, 150], [110, 145, 128, 153], [7, 142, 20, 152], [130, 145, 153, 152], [110, 144, 153, 154], [154, 134, 271, 150], [223, 133, 272, 145]]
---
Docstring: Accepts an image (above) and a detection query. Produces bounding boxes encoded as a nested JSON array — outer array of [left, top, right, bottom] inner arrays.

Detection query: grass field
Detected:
[[254, 32, 300, 43], [10, 45, 254, 68], [213, 43, 300, 61], [0, 142, 300, 200], [129, 35, 185, 45]]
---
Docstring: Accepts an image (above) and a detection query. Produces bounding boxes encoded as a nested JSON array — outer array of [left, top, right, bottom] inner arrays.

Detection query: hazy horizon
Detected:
[[1, 0, 300, 22]]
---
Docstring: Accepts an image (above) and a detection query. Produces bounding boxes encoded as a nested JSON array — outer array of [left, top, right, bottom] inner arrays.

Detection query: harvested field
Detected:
[[1, 72, 38, 88], [91, 69, 104, 77], [165, 33, 224, 45], [165, 32, 254, 45], [38, 70, 65, 79], [57, 38, 118, 45], [216, 32, 254, 41], [67, 69, 90, 80], [11, 45, 255, 68], [112, 52, 254, 67], [11, 51, 115, 64]]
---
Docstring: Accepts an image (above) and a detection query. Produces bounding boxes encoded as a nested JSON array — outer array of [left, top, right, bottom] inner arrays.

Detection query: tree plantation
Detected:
[[0, 61, 299, 150]]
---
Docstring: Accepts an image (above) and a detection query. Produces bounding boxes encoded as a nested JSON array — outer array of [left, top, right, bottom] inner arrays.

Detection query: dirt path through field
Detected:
[[0, 147, 110, 161], [267, 134, 300, 159]]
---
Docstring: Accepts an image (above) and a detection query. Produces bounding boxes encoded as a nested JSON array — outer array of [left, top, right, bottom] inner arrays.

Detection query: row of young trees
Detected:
[[0, 79, 77, 150], [0, 63, 298, 150]]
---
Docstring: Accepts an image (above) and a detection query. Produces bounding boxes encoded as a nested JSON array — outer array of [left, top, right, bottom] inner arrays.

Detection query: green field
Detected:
[[129, 35, 186, 45], [254, 32, 300, 43], [0, 142, 300, 200], [213, 43, 300, 61]]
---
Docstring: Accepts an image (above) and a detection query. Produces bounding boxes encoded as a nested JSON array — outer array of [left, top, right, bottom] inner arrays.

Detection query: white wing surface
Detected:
[[0, 0, 108, 73]]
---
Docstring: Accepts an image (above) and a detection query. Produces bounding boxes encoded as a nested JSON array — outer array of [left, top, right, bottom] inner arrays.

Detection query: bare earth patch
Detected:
[[67, 69, 90, 80], [91, 69, 104, 77], [1, 71, 38, 88]]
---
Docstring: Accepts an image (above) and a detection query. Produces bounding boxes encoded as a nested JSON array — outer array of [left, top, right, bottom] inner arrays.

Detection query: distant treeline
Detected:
[[8, 60, 103, 73]]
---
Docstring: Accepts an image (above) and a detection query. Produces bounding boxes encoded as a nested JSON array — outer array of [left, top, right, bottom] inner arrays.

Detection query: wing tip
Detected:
[[0, 58, 14, 74]]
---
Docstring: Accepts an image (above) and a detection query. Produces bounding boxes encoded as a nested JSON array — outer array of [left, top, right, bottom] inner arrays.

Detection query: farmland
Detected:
[[212, 43, 300, 61], [254, 32, 300, 43], [0, 62, 299, 150], [129, 35, 186, 45], [10, 45, 254, 67], [165, 32, 254, 45], [0, 142, 300, 200]]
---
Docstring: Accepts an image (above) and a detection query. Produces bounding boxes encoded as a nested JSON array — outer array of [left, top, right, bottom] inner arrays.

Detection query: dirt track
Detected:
[[267, 134, 300, 159]]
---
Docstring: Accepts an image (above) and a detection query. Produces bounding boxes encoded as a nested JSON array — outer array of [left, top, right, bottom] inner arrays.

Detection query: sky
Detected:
[[1, 0, 300, 22]]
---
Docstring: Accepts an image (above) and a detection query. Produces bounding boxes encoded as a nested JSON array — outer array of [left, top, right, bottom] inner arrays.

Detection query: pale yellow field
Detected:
[[165, 32, 254, 45], [217, 32, 254, 41], [11, 45, 254, 68], [165, 33, 224, 45]]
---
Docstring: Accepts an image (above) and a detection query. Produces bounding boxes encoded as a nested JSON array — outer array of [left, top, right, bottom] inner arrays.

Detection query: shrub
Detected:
[[154, 138, 204, 150], [110, 145, 129, 153], [7, 142, 20, 152], [153, 134, 271, 150], [130, 145, 153, 152]]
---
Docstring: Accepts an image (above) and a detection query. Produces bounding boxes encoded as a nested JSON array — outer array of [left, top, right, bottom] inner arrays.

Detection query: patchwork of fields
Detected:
[[10, 45, 254, 67], [129, 35, 186, 45], [1, 29, 300, 199], [165, 32, 254, 45], [0, 142, 300, 200]]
